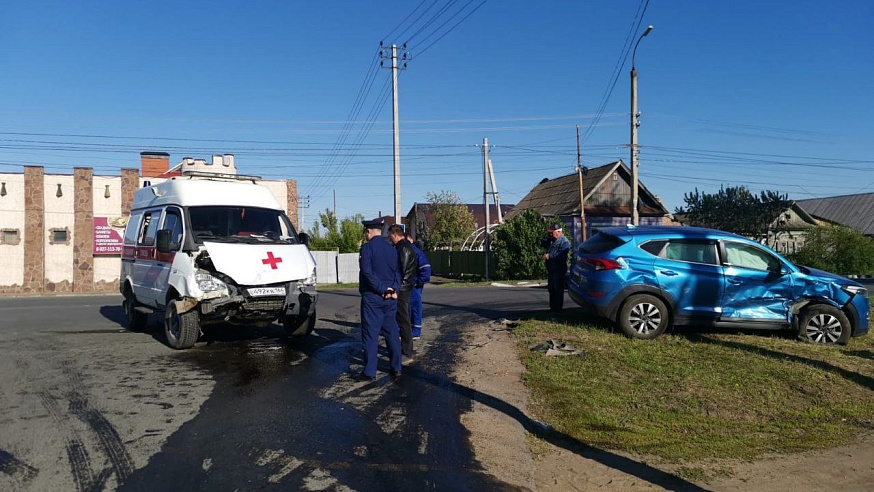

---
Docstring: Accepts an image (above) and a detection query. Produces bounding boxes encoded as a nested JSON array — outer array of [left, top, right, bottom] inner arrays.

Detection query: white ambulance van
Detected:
[[119, 171, 317, 349]]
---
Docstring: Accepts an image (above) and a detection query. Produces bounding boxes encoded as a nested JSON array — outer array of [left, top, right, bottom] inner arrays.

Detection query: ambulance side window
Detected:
[[124, 212, 142, 243], [139, 210, 161, 246], [162, 209, 184, 249]]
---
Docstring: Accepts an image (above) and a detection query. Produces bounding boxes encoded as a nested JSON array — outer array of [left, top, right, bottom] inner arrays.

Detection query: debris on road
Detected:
[[529, 339, 585, 357]]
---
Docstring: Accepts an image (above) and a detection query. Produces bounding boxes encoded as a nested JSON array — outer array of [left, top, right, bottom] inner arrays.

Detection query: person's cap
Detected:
[[547, 223, 562, 233], [362, 218, 383, 229]]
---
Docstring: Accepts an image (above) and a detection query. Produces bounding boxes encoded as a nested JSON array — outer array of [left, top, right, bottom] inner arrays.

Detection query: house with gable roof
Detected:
[[505, 160, 672, 244]]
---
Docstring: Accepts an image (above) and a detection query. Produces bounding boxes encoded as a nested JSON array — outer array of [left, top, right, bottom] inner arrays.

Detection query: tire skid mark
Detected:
[[36, 390, 97, 492], [61, 359, 135, 482], [0, 449, 39, 484]]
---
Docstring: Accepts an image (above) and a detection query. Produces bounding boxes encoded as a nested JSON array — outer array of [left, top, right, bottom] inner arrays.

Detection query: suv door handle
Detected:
[[659, 270, 679, 276], [727, 278, 742, 285]]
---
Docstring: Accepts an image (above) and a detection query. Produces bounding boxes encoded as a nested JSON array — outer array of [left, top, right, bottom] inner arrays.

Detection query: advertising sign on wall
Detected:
[[93, 217, 126, 255]]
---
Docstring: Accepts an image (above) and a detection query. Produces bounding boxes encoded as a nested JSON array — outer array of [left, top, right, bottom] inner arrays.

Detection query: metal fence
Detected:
[[311, 250, 491, 284], [310, 251, 358, 284], [312, 251, 495, 284], [427, 250, 490, 278]]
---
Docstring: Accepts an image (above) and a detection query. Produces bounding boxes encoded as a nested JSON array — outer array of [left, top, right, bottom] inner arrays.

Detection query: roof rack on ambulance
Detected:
[[180, 170, 262, 183]]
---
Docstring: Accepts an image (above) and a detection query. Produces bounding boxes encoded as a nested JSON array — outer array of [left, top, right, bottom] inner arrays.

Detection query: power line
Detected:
[[579, 0, 650, 145]]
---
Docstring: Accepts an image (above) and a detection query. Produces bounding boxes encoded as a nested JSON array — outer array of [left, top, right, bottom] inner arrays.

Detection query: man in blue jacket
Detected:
[[407, 234, 431, 339], [356, 219, 402, 381]]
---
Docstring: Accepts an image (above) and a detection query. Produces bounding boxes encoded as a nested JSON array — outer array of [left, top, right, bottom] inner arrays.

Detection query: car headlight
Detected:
[[842, 285, 868, 298], [195, 271, 227, 292], [303, 267, 317, 286]]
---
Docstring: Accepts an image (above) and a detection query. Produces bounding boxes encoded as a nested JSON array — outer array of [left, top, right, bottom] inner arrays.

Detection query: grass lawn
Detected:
[[514, 307, 874, 469]]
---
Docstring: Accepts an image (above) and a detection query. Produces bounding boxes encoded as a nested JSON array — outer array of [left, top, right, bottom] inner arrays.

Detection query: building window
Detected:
[[1, 229, 21, 245], [49, 228, 71, 245]]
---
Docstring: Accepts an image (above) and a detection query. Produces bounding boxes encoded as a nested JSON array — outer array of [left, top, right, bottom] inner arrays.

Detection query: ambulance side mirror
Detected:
[[298, 232, 310, 247], [156, 229, 173, 253]]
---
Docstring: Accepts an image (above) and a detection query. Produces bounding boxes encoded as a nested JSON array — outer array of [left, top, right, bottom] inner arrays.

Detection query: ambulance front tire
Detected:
[[165, 301, 200, 349], [123, 285, 148, 332], [284, 311, 316, 337]]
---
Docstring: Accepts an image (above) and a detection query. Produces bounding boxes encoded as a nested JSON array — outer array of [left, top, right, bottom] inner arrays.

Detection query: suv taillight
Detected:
[[585, 258, 622, 271]]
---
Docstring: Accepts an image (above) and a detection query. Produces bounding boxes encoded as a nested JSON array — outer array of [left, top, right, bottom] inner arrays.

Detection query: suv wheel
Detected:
[[618, 294, 669, 340], [798, 305, 851, 345]]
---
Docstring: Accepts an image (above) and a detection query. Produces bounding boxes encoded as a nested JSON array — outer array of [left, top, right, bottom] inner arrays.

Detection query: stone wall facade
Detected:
[[23, 166, 45, 294]]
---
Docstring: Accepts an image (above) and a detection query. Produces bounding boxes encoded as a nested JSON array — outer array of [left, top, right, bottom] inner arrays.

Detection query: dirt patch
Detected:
[[453, 319, 874, 491]]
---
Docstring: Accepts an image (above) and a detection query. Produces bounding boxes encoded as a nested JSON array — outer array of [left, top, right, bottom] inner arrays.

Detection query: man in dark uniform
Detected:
[[543, 223, 571, 312], [388, 224, 417, 365], [356, 219, 402, 381]]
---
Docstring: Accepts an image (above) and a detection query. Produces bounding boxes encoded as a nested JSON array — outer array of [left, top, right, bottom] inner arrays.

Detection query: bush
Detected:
[[491, 210, 549, 280], [787, 225, 874, 275]]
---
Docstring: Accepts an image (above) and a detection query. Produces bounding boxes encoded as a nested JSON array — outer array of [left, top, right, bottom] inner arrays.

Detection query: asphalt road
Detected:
[[0, 285, 548, 491]]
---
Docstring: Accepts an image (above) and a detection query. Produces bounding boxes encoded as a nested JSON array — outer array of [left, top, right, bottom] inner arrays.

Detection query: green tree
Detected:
[[424, 190, 476, 251], [676, 186, 792, 240], [307, 209, 364, 253], [786, 225, 874, 275], [491, 210, 550, 280]]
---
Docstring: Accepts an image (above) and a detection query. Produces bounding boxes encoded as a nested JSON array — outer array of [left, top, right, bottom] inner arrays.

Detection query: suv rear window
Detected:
[[579, 232, 625, 254]]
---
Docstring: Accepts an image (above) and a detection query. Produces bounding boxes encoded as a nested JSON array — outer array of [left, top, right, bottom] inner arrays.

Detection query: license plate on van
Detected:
[[247, 287, 286, 297]]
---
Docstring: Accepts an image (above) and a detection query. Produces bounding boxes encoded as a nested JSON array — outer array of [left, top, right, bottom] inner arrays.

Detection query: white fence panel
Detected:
[[310, 250, 339, 284], [337, 253, 359, 283]]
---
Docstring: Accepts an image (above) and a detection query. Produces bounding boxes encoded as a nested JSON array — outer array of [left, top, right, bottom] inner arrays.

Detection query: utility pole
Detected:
[[482, 137, 490, 280], [333, 189, 336, 219], [380, 42, 408, 227], [630, 25, 653, 226], [487, 159, 503, 224], [298, 195, 311, 231], [576, 125, 587, 242]]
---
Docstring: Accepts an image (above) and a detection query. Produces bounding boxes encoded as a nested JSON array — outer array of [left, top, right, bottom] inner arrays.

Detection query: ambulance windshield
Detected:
[[188, 206, 300, 244]]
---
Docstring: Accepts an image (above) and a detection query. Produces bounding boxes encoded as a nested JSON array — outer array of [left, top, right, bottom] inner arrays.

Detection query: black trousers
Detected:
[[547, 269, 566, 312], [396, 288, 414, 356]]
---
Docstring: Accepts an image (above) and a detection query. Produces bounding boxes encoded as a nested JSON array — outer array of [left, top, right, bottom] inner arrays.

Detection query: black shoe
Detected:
[[351, 372, 376, 382], [389, 370, 401, 379]]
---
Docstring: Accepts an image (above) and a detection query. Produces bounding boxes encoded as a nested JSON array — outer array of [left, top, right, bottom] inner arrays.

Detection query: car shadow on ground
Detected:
[[685, 333, 874, 391], [99, 303, 346, 351]]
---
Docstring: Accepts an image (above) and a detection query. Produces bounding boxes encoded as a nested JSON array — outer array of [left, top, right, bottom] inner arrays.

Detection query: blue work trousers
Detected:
[[360, 293, 401, 377], [410, 286, 423, 337]]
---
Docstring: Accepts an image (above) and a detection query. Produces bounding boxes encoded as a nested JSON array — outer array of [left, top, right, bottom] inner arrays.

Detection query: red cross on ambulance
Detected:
[[261, 251, 283, 269]]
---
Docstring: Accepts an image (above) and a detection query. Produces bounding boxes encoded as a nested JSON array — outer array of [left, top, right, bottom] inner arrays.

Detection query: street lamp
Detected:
[[630, 24, 653, 226]]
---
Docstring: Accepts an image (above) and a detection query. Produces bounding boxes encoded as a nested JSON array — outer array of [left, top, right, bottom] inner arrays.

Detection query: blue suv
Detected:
[[567, 225, 870, 344]]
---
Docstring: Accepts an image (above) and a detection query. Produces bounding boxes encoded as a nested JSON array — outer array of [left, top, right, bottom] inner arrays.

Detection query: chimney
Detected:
[[140, 152, 170, 177]]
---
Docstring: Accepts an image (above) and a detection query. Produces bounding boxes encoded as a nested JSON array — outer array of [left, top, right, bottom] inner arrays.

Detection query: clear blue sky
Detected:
[[1, 0, 872, 229]]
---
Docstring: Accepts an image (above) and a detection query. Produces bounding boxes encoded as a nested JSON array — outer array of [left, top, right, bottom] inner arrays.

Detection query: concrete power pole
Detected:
[[380, 43, 408, 228], [487, 159, 503, 224], [482, 137, 490, 280], [630, 25, 653, 226], [298, 195, 311, 232], [576, 125, 587, 242]]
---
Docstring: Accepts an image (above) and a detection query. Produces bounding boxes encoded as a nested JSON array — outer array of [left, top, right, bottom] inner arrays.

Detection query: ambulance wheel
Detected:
[[284, 311, 316, 337], [165, 301, 200, 349], [123, 286, 148, 332]]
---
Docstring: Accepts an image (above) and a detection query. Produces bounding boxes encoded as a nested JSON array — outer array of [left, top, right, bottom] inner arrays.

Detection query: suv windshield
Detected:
[[188, 206, 299, 244]]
